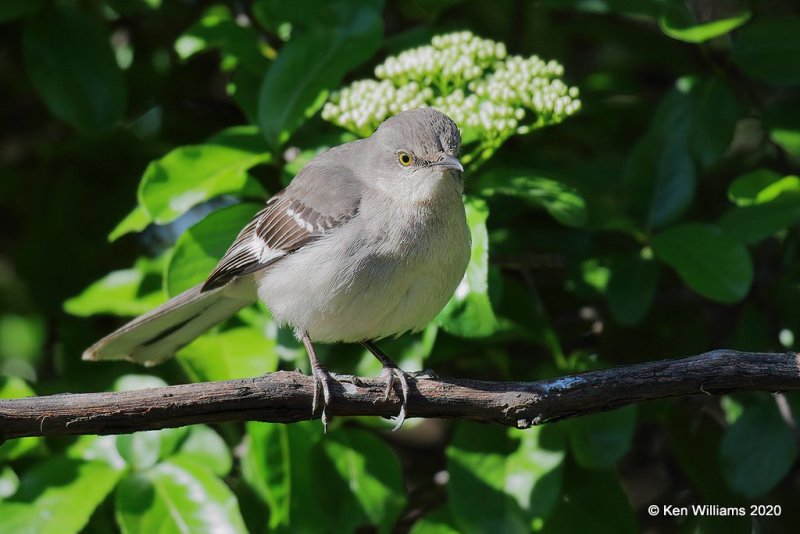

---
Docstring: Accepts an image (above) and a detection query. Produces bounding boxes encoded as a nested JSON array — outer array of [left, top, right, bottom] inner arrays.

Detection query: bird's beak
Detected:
[[431, 154, 464, 173]]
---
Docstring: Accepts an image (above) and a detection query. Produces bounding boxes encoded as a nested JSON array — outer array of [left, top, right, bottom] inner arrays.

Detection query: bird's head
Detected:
[[368, 108, 464, 204]]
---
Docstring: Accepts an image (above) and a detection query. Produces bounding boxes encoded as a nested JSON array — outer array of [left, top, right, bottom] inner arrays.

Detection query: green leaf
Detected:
[[474, 169, 587, 227], [0, 0, 44, 22], [0, 465, 19, 499], [567, 406, 637, 469], [23, 6, 126, 131], [245, 424, 405, 531], [722, 170, 800, 244], [115, 457, 247, 534], [720, 400, 797, 498], [252, 0, 334, 29], [627, 77, 740, 229], [108, 205, 151, 242], [659, 2, 750, 43], [228, 67, 264, 125], [178, 327, 278, 382], [66, 435, 127, 470], [116, 432, 161, 472], [165, 203, 262, 296], [447, 423, 566, 533], [727, 170, 800, 206], [241, 421, 325, 531], [607, 251, 660, 326], [0, 314, 45, 362], [733, 16, 800, 87], [409, 507, 461, 534], [0, 376, 41, 461], [0, 458, 121, 534], [113, 374, 169, 391], [175, 5, 270, 74], [321, 429, 406, 532], [719, 199, 800, 244], [138, 126, 269, 225], [436, 198, 498, 337], [652, 223, 753, 303], [764, 103, 800, 158], [543, 471, 636, 533], [171, 425, 232, 477], [64, 256, 166, 317], [257, 2, 383, 147], [684, 78, 740, 170], [626, 130, 695, 230]]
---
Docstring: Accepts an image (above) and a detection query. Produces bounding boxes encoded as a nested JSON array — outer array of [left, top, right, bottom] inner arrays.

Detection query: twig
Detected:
[[0, 350, 798, 440]]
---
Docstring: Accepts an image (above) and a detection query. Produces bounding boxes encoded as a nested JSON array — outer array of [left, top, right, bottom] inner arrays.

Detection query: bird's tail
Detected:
[[82, 281, 255, 366]]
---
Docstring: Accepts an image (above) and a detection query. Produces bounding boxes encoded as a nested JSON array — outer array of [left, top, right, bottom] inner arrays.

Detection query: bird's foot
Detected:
[[380, 365, 411, 431], [311, 365, 334, 432]]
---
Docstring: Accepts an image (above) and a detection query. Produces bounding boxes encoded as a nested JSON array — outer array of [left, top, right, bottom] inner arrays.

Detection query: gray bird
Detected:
[[83, 107, 471, 430]]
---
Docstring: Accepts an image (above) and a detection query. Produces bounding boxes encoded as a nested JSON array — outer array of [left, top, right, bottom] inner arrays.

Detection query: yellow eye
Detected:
[[398, 152, 414, 167]]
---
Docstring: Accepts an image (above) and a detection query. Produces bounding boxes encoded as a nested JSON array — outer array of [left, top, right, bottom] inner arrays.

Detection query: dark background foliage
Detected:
[[1, 0, 800, 532]]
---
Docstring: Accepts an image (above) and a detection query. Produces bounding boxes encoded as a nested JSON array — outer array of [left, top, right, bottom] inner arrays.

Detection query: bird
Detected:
[[83, 107, 471, 430]]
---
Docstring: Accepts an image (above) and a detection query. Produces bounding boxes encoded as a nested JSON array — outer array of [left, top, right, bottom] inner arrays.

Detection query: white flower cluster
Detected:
[[322, 31, 580, 141], [374, 32, 506, 87]]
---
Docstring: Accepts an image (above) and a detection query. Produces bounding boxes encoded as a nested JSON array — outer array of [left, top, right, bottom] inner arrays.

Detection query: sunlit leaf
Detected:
[[447, 423, 566, 533], [138, 126, 269, 225], [116, 432, 161, 472], [321, 430, 406, 532], [171, 425, 232, 477], [64, 256, 167, 317], [409, 507, 461, 534], [475, 169, 587, 227], [659, 3, 750, 43], [108, 205, 151, 242], [115, 457, 247, 533], [177, 327, 278, 383], [764, 104, 800, 158], [436, 197, 498, 337], [165, 203, 262, 296], [241, 421, 325, 531], [727, 170, 800, 206], [0, 377, 41, 461], [0, 466, 19, 499], [0, 458, 121, 534]]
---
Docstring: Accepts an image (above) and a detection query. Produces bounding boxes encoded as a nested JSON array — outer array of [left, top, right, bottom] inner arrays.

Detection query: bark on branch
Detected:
[[1, 350, 798, 440]]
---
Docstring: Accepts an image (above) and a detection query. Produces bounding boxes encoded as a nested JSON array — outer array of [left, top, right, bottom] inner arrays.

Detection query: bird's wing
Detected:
[[202, 166, 361, 291]]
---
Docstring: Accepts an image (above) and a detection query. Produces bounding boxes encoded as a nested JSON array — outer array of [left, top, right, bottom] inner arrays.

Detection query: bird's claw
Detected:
[[311, 365, 333, 432], [380, 366, 411, 431]]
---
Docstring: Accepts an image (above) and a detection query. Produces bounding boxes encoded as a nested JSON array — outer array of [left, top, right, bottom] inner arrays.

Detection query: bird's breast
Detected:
[[257, 191, 471, 343]]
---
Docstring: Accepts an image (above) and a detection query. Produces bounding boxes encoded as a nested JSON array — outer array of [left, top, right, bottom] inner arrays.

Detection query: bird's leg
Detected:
[[361, 340, 410, 430], [302, 332, 332, 432]]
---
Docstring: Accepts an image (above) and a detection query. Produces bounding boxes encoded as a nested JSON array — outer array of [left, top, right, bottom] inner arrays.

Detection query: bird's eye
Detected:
[[398, 152, 414, 167]]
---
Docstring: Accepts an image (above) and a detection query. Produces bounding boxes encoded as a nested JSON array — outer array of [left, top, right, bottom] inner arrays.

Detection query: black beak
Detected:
[[430, 154, 464, 173]]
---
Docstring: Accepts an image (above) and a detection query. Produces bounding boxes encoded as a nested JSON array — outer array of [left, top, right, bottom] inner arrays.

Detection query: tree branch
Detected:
[[1, 350, 798, 440]]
